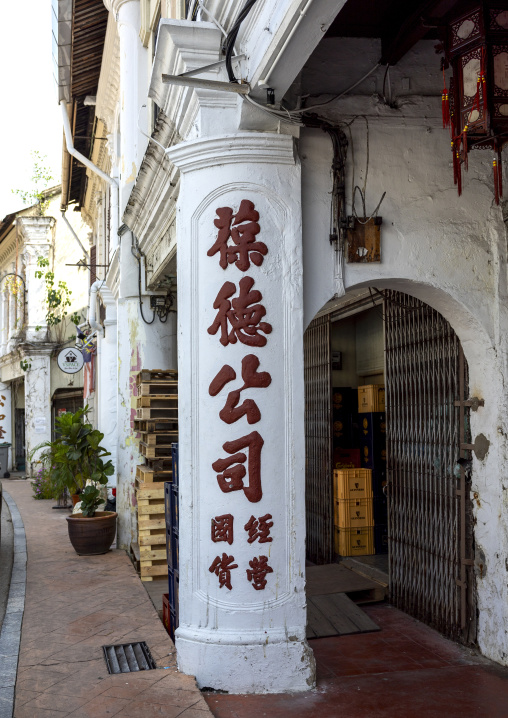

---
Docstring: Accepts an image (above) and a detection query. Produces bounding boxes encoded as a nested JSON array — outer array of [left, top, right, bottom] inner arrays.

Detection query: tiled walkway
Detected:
[[7, 478, 508, 718], [204, 602, 508, 718], [4, 480, 212, 718]]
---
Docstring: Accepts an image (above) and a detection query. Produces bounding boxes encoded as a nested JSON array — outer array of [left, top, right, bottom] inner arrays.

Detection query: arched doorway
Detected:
[[304, 288, 476, 645]]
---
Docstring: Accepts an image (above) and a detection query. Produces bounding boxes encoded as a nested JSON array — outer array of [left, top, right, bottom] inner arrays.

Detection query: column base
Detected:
[[176, 627, 316, 693]]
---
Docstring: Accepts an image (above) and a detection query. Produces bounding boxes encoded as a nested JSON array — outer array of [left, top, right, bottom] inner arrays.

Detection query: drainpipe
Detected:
[[88, 280, 106, 337], [60, 211, 90, 261], [60, 102, 119, 244]]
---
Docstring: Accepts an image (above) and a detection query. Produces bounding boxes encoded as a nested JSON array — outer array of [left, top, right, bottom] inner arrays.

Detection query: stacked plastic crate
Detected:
[[134, 369, 178, 582], [163, 443, 179, 641], [356, 385, 388, 554], [333, 468, 374, 557]]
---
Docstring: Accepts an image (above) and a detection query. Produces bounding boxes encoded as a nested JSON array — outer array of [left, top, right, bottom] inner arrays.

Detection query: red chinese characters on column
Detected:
[[208, 200, 267, 272], [246, 556, 273, 590], [244, 514, 273, 544], [207, 277, 272, 348], [211, 514, 234, 545], [212, 430, 264, 503], [209, 354, 271, 425], [209, 553, 238, 590]]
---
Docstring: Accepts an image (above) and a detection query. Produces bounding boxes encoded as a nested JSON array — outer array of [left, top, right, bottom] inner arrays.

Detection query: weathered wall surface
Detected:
[[300, 38, 508, 665]]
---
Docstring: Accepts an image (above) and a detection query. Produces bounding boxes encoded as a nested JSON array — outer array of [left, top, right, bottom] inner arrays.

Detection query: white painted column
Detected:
[[105, 0, 146, 214], [17, 216, 55, 343], [168, 133, 314, 693], [24, 352, 52, 473]]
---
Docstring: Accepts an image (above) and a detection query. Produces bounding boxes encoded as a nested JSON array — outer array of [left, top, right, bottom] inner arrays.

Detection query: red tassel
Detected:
[[493, 157, 499, 205], [442, 69, 450, 129], [452, 141, 462, 196], [481, 47, 487, 118]]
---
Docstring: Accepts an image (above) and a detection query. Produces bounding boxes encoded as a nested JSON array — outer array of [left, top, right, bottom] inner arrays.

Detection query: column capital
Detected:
[[16, 216, 55, 246], [103, 0, 138, 17]]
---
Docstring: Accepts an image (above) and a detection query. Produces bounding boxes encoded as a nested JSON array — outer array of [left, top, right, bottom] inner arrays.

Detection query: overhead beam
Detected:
[[380, 0, 461, 65]]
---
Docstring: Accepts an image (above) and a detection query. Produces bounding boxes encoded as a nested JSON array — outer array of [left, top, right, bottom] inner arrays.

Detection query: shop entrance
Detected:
[[304, 289, 476, 645]]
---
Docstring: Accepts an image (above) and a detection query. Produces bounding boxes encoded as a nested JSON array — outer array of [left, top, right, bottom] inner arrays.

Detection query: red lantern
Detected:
[[444, 3, 508, 203]]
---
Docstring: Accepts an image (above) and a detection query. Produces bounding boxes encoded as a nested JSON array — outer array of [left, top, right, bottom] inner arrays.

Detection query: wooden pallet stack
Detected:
[[133, 369, 178, 582]]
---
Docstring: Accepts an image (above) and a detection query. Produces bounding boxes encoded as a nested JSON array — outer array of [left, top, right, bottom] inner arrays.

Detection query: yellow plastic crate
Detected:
[[333, 469, 373, 500], [334, 526, 374, 557], [358, 384, 385, 413], [334, 498, 374, 528]]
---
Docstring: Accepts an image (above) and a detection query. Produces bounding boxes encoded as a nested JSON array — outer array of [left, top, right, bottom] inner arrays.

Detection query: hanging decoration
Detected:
[[442, 2, 508, 204]]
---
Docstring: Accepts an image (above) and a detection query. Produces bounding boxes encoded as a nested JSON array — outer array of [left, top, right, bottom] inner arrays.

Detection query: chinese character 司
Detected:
[[208, 200, 267, 272], [208, 276, 272, 347], [244, 514, 273, 543], [209, 354, 271, 425], [247, 556, 273, 590], [212, 431, 264, 503], [211, 514, 234, 545], [209, 552, 238, 590]]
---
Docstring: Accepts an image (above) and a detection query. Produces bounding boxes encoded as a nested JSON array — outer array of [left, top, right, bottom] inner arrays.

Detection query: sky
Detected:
[[0, 0, 62, 219]]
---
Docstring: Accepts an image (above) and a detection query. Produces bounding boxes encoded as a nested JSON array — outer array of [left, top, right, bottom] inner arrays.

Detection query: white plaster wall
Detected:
[[300, 38, 508, 666], [24, 353, 52, 473]]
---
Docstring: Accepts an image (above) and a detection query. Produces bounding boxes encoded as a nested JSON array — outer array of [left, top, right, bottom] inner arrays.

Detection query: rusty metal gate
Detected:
[[304, 314, 333, 565], [385, 290, 476, 644]]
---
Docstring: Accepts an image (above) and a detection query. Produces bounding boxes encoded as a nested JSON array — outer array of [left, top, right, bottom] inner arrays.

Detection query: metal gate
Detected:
[[304, 314, 333, 564], [385, 290, 476, 644]]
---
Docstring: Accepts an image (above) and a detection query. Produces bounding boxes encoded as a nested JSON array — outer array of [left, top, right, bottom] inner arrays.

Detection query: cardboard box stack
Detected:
[[332, 384, 388, 556]]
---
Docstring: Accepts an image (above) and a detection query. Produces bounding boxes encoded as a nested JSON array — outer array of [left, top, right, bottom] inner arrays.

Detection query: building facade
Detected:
[[53, 0, 508, 693], [0, 188, 89, 474]]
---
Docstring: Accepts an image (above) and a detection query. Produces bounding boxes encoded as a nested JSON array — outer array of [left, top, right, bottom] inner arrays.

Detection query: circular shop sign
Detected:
[[57, 347, 84, 374]]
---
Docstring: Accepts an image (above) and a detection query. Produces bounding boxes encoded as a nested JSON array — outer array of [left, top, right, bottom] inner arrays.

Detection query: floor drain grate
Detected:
[[102, 642, 157, 674]]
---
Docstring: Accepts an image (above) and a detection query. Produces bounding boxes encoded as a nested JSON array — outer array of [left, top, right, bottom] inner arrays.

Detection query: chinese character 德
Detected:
[[209, 552, 238, 590], [244, 514, 273, 544], [212, 430, 264, 503], [209, 354, 272, 425], [211, 514, 234, 545], [207, 276, 272, 348], [246, 555, 273, 590], [208, 200, 267, 272]]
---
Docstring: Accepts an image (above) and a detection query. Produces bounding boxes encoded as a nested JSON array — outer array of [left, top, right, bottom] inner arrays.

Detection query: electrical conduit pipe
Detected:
[[60, 102, 119, 247]]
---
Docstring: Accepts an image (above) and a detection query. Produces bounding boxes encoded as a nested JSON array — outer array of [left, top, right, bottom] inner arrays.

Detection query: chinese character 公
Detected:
[[209, 354, 272, 425]]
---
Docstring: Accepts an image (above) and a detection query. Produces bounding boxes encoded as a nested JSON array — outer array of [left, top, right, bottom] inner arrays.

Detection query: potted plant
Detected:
[[45, 407, 116, 555]]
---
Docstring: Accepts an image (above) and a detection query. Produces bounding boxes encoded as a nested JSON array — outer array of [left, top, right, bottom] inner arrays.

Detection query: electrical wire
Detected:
[[225, 0, 258, 83]]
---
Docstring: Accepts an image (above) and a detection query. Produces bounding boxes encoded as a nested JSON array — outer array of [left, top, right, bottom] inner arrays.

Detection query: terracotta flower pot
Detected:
[[71, 493, 81, 507], [66, 511, 117, 556]]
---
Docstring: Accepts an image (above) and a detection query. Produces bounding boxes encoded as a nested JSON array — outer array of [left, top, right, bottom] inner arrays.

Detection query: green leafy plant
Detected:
[[40, 406, 114, 517], [12, 151, 54, 215], [20, 359, 31, 372]]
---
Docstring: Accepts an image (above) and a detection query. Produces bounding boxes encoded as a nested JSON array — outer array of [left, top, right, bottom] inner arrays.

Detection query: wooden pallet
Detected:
[[129, 541, 140, 573], [137, 495, 168, 582], [140, 432, 178, 446], [136, 464, 172, 484], [138, 381, 178, 396], [144, 457, 173, 471], [136, 485, 165, 500], [134, 419, 178, 432], [136, 369, 178, 385], [136, 407, 178, 420], [137, 396, 178, 408], [140, 442, 173, 459]]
